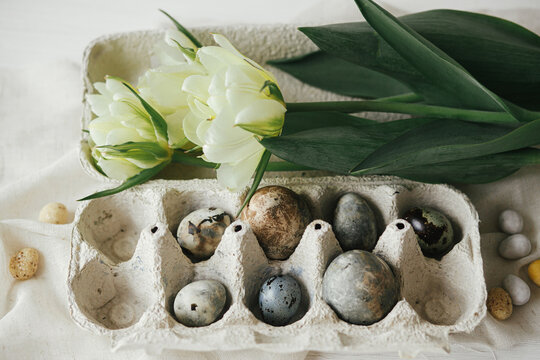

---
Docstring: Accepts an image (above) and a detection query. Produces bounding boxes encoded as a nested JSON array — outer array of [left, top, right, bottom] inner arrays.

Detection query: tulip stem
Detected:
[[376, 92, 423, 103], [286, 100, 518, 125], [172, 151, 312, 171]]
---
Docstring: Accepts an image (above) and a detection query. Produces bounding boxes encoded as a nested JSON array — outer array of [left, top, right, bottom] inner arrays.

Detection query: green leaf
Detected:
[[159, 9, 203, 48], [352, 118, 540, 175], [123, 83, 169, 143], [261, 117, 431, 173], [236, 150, 272, 217], [170, 39, 196, 61], [268, 51, 412, 99], [281, 111, 376, 136], [98, 141, 170, 163], [390, 148, 540, 184], [79, 160, 171, 201]]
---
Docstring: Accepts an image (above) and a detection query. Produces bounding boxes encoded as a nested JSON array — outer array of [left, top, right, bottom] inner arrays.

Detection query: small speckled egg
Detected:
[[487, 287, 512, 320], [502, 274, 530, 306], [528, 259, 540, 287], [9, 247, 39, 280], [322, 250, 398, 325], [258, 275, 302, 326], [177, 208, 231, 260], [498, 209, 523, 234], [498, 234, 531, 260], [241, 186, 312, 260], [403, 207, 454, 259], [173, 280, 227, 327], [333, 193, 378, 251], [39, 202, 69, 224]]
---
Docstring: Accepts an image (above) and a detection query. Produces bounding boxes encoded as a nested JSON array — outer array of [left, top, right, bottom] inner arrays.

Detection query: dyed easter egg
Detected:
[[258, 275, 302, 326], [333, 193, 378, 251], [403, 207, 454, 259], [173, 280, 227, 327]]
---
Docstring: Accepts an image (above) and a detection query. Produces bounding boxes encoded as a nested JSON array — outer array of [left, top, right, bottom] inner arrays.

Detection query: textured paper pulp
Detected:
[[68, 177, 486, 356]]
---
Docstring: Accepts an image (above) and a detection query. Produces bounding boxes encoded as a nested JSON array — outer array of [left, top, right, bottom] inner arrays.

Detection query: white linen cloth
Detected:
[[1, 1, 540, 359]]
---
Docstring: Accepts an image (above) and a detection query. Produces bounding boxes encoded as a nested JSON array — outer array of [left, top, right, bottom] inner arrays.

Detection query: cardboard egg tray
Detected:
[[67, 176, 486, 356]]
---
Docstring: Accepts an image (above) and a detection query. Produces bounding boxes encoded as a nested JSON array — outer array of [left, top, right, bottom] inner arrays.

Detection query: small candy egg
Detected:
[[498, 234, 531, 260], [258, 275, 302, 326], [528, 259, 540, 287], [9, 248, 39, 280], [39, 202, 69, 224], [322, 250, 398, 325], [486, 287, 512, 320], [502, 274, 530, 306], [241, 186, 312, 260], [403, 207, 454, 259], [498, 209, 523, 234], [173, 280, 227, 327], [177, 208, 231, 260], [333, 193, 378, 251]]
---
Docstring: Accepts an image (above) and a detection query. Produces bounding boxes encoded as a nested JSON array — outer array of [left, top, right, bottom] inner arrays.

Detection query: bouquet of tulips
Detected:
[[83, 0, 540, 212]]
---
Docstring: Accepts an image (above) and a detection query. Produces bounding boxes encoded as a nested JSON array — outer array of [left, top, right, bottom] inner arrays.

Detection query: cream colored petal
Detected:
[[215, 150, 263, 192], [138, 70, 190, 111], [235, 99, 286, 136], [165, 109, 190, 148], [106, 127, 147, 145], [187, 96, 215, 120], [96, 156, 142, 181], [182, 75, 211, 101], [196, 118, 213, 146], [197, 46, 244, 75], [183, 112, 205, 146], [87, 94, 111, 117], [203, 135, 262, 164], [88, 116, 124, 145], [165, 29, 197, 50], [204, 108, 251, 145]]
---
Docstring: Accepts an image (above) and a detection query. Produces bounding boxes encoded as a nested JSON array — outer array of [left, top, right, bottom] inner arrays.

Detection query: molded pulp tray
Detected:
[[68, 176, 486, 356]]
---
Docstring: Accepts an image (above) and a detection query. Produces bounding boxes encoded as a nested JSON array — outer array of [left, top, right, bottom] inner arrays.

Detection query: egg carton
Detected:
[[67, 176, 486, 356]]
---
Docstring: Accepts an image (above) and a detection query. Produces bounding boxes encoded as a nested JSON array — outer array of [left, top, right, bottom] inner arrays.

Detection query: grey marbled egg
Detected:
[[403, 207, 454, 259], [173, 280, 227, 327], [498, 234, 531, 260], [322, 250, 398, 325], [333, 193, 378, 251], [502, 274, 530, 306], [177, 208, 231, 260], [258, 275, 302, 326]]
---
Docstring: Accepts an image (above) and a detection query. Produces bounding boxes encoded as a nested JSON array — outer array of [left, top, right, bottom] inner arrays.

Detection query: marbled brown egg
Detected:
[[241, 186, 312, 260], [403, 207, 454, 259], [322, 250, 398, 325], [333, 193, 378, 251], [177, 208, 231, 261]]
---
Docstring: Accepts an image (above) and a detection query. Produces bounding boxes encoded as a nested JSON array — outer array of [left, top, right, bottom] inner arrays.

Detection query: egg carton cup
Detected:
[[67, 176, 486, 356], [79, 25, 409, 182]]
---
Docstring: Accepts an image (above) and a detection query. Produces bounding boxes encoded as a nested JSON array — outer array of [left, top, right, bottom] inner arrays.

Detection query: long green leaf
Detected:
[[79, 160, 171, 201], [159, 9, 203, 48], [236, 150, 272, 217], [123, 83, 169, 143], [98, 141, 170, 161], [390, 148, 540, 184], [282, 111, 376, 135], [261, 117, 431, 173], [352, 118, 540, 175], [268, 52, 412, 99]]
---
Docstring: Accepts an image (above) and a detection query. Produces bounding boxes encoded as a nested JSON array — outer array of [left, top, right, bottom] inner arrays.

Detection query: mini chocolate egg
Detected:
[[177, 208, 231, 260], [241, 186, 312, 260], [258, 275, 302, 326], [403, 207, 454, 259], [333, 193, 378, 251], [173, 280, 227, 327], [322, 250, 398, 325]]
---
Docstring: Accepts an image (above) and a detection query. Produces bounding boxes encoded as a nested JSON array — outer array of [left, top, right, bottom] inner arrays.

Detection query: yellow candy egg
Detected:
[[528, 259, 540, 287]]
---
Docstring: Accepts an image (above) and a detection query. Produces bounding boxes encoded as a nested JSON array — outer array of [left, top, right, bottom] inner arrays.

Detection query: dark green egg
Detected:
[[403, 207, 454, 259]]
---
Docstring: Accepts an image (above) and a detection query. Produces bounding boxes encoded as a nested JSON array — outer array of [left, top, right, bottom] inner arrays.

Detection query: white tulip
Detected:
[[87, 77, 171, 180], [181, 34, 286, 191]]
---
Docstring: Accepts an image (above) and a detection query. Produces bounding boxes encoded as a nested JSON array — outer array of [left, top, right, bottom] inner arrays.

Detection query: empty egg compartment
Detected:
[[69, 223, 166, 332], [75, 187, 161, 264]]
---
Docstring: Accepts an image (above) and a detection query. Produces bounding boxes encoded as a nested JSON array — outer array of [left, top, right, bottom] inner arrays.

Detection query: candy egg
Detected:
[[177, 208, 231, 260], [403, 207, 454, 259], [241, 186, 312, 260], [498, 209, 523, 234], [498, 234, 531, 260], [528, 259, 540, 287], [9, 248, 39, 280], [486, 287, 512, 320], [39, 202, 69, 224], [333, 193, 378, 251], [173, 280, 227, 327], [502, 274, 530, 306], [322, 250, 398, 325], [258, 275, 302, 326]]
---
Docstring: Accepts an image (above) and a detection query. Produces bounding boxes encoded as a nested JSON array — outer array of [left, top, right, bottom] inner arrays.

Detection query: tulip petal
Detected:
[[235, 99, 286, 137], [182, 75, 211, 101], [95, 156, 142, 181], [203, 136, 262, 164], [183, 112, 205, 146], [216, 150, 263, 191], [165, 108, 191, 148]]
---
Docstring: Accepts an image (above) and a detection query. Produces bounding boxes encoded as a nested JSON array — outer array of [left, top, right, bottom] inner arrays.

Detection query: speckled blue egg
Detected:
[[258, 275, 302, 326], [323, 250, 398, 325], [333, 193, 378, 251]]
